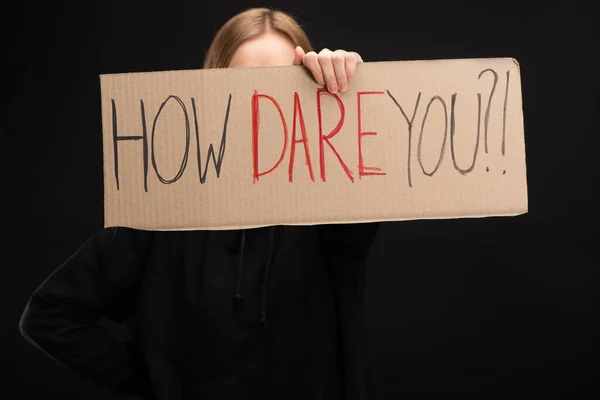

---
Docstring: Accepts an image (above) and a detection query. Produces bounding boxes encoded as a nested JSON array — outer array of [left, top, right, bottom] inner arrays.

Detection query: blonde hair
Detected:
[[203, 8, 313, 69]]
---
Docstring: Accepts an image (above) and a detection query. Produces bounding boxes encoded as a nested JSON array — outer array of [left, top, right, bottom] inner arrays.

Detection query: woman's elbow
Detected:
[[18, 297, 76, 371], [19, 294, 56, 350], [19, 296, 45, 347]]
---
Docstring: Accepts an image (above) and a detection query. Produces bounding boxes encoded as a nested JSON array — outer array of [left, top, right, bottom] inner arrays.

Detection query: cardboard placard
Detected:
[[99, 58, 527, 230]]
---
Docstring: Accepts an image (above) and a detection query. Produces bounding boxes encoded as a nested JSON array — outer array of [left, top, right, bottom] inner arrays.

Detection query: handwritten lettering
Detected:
[[317, 88, 353, 182], [418, 95, 448, 177], [151, 95, 190, 185], [111, 95, 231, 191], [251, 90, 289, 182], [450, 93, 480, 174], [192, 95, 231, 183], [109, 68, 512, 191], [289, 92, 315, 182], [387, 90, 421, 188], [357, 91, 386, 178]]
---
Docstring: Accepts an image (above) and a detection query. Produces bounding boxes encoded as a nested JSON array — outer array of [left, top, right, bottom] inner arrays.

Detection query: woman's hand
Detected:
[[293, 47, 363, 94]]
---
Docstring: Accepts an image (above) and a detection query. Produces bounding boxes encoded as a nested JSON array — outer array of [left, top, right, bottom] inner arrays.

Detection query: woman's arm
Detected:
[[19, 227, 153, 396]]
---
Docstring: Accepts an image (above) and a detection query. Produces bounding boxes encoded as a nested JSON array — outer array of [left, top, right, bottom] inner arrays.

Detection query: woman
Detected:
[[20, 8, 378, 400]]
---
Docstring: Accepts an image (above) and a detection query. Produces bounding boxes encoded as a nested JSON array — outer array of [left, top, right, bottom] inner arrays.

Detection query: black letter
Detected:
[[111, 99, 148, 191], [478, 69, 498, 154], [387, 90, 421, 188], [192, 94, 232, 183], [418, 96, 448, 177], [450, 93, 481, 175], [502, 70, 510, 156], [150, 96, 191, 185]]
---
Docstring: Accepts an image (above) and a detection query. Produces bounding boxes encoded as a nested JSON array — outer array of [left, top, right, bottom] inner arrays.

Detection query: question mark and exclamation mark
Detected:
[[480, 68, 511, 175]]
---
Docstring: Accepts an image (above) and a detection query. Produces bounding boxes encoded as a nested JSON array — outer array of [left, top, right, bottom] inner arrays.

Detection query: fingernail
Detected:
[[328, 84, 337, 93]]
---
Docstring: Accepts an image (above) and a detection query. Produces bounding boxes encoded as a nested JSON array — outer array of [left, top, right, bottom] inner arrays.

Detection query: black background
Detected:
[[4, 0, 599, 397]]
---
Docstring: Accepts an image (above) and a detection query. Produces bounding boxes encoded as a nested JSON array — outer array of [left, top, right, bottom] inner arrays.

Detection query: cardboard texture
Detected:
[[99, 58, 527, 231]]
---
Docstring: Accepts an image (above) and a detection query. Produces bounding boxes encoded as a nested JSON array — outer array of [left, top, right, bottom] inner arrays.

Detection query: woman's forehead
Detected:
[[228, 31, 296, 68]]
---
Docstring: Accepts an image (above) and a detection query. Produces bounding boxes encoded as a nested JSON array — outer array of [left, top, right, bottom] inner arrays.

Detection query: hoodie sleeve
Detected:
[[19, 226, 153, 397], [319, 222, 379, 400]]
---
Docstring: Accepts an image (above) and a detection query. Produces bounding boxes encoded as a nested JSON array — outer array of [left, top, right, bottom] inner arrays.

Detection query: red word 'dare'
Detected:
[[251, 88, 387, 183]]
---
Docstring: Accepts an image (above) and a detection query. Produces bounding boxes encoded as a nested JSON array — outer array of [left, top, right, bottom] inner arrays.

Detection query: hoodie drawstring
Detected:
[[259, 227, 277, 329], [232, 226, 278, 330], [233, 230, 246, 303]]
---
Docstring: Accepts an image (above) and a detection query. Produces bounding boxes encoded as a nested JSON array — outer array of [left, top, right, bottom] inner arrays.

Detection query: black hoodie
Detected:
[[20, 223, 378, 400]]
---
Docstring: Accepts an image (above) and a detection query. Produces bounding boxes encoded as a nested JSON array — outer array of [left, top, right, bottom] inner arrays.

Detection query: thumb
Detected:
[[293, 46, 305, 65]]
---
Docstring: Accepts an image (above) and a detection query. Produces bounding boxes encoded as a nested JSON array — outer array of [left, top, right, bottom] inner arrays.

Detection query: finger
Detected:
[[317, 49, 338, 93], [293, 46, 305, 65], [332, 50, 349, 92], [302, 51, 324, 85], [344, 52, 360, 82]]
